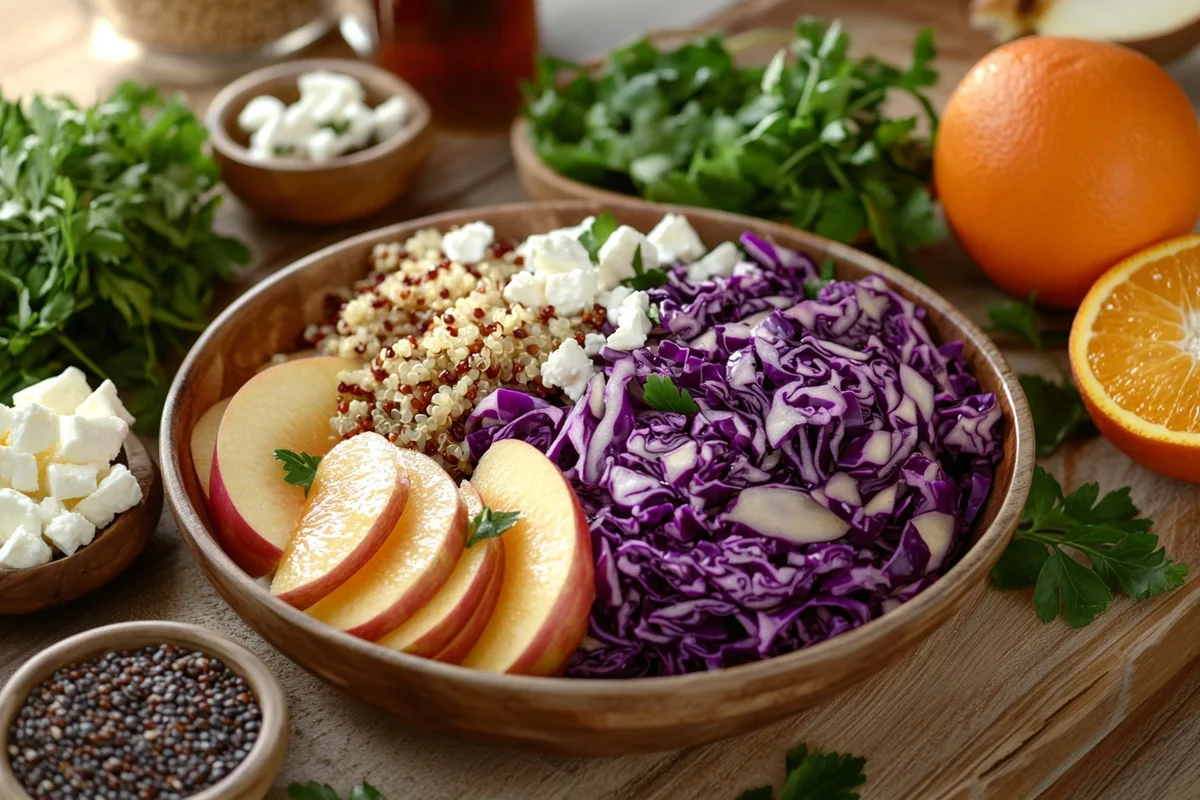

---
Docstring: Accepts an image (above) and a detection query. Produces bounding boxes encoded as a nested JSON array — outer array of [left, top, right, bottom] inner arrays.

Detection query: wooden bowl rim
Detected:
[[162, 199, 1033, 697], [0, 621, 288, 800], [205, 57, 433, 174], [0, 436, 159, 613]]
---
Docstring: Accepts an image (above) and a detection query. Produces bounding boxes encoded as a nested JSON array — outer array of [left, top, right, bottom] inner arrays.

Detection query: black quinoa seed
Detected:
[[6, 644, 261, 800]]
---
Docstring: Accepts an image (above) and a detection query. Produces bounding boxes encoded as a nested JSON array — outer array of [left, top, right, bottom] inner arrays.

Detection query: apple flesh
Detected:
[[270, 433, 410, 610], [461, 440, 595, 676], [307, 448, 466, 641], [377, 481, 502, 657], [209, 356, 359, 577], [190, 398, 230, 500]]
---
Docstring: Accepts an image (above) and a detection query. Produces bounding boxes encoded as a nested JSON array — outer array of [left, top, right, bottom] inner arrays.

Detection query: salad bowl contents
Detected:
[[163, 202, 1031, 753]]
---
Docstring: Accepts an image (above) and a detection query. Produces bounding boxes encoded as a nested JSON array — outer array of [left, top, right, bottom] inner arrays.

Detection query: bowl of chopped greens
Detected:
[[513, 18, 944, 276]]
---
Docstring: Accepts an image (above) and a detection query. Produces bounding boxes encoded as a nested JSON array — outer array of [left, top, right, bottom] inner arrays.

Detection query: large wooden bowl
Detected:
[[161, 201, 1033, 755]]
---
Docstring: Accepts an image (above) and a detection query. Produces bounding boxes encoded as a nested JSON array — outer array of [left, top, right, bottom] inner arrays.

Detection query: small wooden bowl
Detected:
[[0, 621, 288, 800], [0, 436, 162, 615], [206, 58, 434, 226], [161, 200, 1034, 755]]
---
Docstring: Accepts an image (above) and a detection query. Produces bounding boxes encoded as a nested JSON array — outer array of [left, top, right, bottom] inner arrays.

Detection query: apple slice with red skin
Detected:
[[434, 553, 505, 664], [461, 439, 595, 676], [190, 398, 231, 500], [377, 481, 502, 657], [307, 448, 466, 641], [209, 356, 358, 577], [270, 433, 410, 610]]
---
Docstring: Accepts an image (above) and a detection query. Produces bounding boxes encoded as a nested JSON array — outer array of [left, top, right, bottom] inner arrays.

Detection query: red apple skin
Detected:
[[396, 537, 502, 658], [433, 543, 505, 664], [209, 449, 284, 578]]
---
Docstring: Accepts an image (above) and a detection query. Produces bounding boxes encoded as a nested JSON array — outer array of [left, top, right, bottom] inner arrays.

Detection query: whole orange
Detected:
[[934, 37, 1200, 308]]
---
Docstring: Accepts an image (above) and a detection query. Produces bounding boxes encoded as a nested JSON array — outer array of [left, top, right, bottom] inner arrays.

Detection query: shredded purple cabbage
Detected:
[[467, 233, 1002, 677]]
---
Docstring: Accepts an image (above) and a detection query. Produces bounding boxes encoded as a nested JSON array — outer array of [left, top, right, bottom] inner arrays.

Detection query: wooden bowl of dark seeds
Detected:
[[0, 621, 287, 800]]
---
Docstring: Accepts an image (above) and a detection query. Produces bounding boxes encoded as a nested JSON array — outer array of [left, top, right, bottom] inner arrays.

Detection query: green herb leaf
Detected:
[[642, 375, 700, 414], [992, 466, 1188, 627], [274, 449, 323, 497], [985, 293, 1043, 350], [467, 505, 521, 548], [578, 211, 618, 263], [622, 245, 670, 291], [738, 743, 867, 800], [287, 783, 342, 800], [322, 119, 352, 135], [348, 782, 386, 800], [648, 303, 662, 325], [803, 258, 837, 300], [1019, 373, 1093, 457]]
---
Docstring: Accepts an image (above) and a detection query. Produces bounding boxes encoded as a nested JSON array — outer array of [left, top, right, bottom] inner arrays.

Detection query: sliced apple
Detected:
[[377, 481, 503, 657], [461, 440, 595, 676], [209, 356, 359, 577], [191, 398, 231, 500], [255, 348, 319, 374], [270, 433, 410, 610], [435, 555, 505, 664], [307, 448, 466, 641]]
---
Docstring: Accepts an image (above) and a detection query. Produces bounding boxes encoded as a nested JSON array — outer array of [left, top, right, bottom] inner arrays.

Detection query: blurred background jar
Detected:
[[360, 0, 538, 130]]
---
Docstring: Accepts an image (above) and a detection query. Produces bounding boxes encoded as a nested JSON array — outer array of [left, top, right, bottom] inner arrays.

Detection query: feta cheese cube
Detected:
[[502, 272, 547, 309], [0, 525, 52, 568], [0, 403, 11, 441], [0, 488, 41, 545], [442, 222, 495, 265], [607, 291, 654, 352], [249, 114, 291, 160], [42, 510, 96, 557], [597, 286, 634, 318], [0, 449, 39, 493], [13, 366, 92, 415], [372, 96, 409, 142], [47, 463, 100, 501], [686, 241, 742, 282], [527, 233, 593, 275], [237, 95, 285, 133], [55, 415, 128, 465], [583, 332, 607, 357], [597, 226, 659, 291], [544, 268, 599, 316], [10, 404, 59, 455], [75, 380, 136, 426], [540, 338, 596, 402], [73, 464, 142, 529], [516, 217, 595, 260], [299, 70, 365, 105], [306, 127, 348, 163], [38, 496, 64, 524], [648, 213, 706, 264], [340, 101, 376, 150]]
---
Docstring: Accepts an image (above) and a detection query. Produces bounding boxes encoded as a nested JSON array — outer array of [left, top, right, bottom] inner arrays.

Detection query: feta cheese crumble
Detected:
[[648, 213, 706, 264], [607, 290, 654, 352], [687, 241, 742, 282], [541, 338, 596, 402], [598, 226, 659, 291], [442, 221, 495, 265]]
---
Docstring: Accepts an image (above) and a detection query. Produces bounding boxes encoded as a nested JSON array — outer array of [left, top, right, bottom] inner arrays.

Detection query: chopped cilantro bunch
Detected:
[[524, 18, 944, 273]]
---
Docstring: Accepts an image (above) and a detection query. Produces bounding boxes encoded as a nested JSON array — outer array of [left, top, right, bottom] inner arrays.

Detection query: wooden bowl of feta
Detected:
[[206, 59, 434, 226], [0, 370, 163, 615]]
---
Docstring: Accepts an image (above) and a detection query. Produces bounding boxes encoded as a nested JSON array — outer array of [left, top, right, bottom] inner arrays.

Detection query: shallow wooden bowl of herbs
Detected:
[[206, 58, 434, 226], [0, 621, 288, 800], [160, 199, 1033, 755], [0, 437, 162, 616], [512, 21, 943, 273]]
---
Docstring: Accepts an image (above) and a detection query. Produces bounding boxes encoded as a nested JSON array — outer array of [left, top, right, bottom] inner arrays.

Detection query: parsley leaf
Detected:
[[991, 466, 1187, 627], [622, 245, 670, 291], [642, 375, 700, 414], [986, 293, 1043, 350], [647, 303, 662, 325], [578, 211, 617, 263], [466, 505, 521, 547], [321, 119, 352, 135], [803, 258, 837, 300], [288, 782, 386, 800], [1019, 374, 1094, 457], [738, 744, 867, 800], [274, 450, 323, 497]]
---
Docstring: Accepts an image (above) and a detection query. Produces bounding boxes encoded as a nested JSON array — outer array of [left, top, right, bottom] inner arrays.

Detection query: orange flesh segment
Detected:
[[462, 441, 581, 673], [191, 398, 230, 499], [270, 434, 406, 601], [307, 448, 463, 632], [1086, 248, 1200, 432]]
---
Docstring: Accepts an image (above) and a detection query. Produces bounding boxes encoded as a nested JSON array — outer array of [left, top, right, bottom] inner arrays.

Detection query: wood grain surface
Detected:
[[3, 0, 1200, 797]]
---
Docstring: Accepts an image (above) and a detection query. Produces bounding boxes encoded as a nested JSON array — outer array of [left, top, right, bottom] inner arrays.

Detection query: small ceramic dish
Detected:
[[0, 621, 288, 800], [206, 58, 433, 225], [0, 436, 162, 615]]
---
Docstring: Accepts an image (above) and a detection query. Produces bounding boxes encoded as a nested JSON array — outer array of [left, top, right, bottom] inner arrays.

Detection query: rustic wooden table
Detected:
[[4, 1, 1200, 798]]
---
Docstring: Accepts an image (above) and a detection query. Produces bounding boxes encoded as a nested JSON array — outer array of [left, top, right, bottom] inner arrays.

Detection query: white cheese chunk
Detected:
[[237, 95, 285, 133], [527, 232, 593, 275], [13, 367, 92, 415], [73, 464, 142, 529], [75, 380, 136, 426], [47, 463, 100, 501], [0, 488, 41, 546], [442, 222, 495, 265], [0, 525, 52, 568], [516, 217, 595, 260], [56, 415, 128, 465], [597, 286, 634, 319], [648, 213, 706, 264], [305, 127, 346, 163], [299, 70, 366, 105], [597, 226, 659, 291], [502, 272, 547, 309], [38, 496, 64, 524], [372, 96, 409, 142], [544, 268, 599, 316], [10, 404, 59, 455], [0, 403, 11, 442], [686, 241, 741, 282], [43, 510, 96, 557], [3, 449, 39, 493], [607, 290, 653, 352], [583, 332, 607, 356], [540, 338, 595, 402]]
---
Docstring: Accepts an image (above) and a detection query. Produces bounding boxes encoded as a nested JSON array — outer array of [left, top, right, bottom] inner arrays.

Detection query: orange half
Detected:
[[1070, 234, 1200, 482]]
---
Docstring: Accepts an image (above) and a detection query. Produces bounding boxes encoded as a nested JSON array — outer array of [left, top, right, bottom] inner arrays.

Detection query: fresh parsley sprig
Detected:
[[274, 450, 323, 497], [578, 212, 617, 263], [985, 293, 1044, 350], [737, 744, 867, 800], [288, 780, 384, 800], [642, 375, 700, 414], [1019, 374, 1094, 458], [467, 505, 521, 547], [992, 467, 1187, 628], [624, 244, 669, 290]]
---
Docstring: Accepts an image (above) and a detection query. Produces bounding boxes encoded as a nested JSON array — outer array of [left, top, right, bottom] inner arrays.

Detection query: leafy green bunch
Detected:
[[0, 81, 249, 428], [524, 18, 944, 273]]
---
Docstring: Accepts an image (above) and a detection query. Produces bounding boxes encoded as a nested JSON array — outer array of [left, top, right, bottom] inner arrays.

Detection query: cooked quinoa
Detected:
[[307, 227, 605, 474]]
